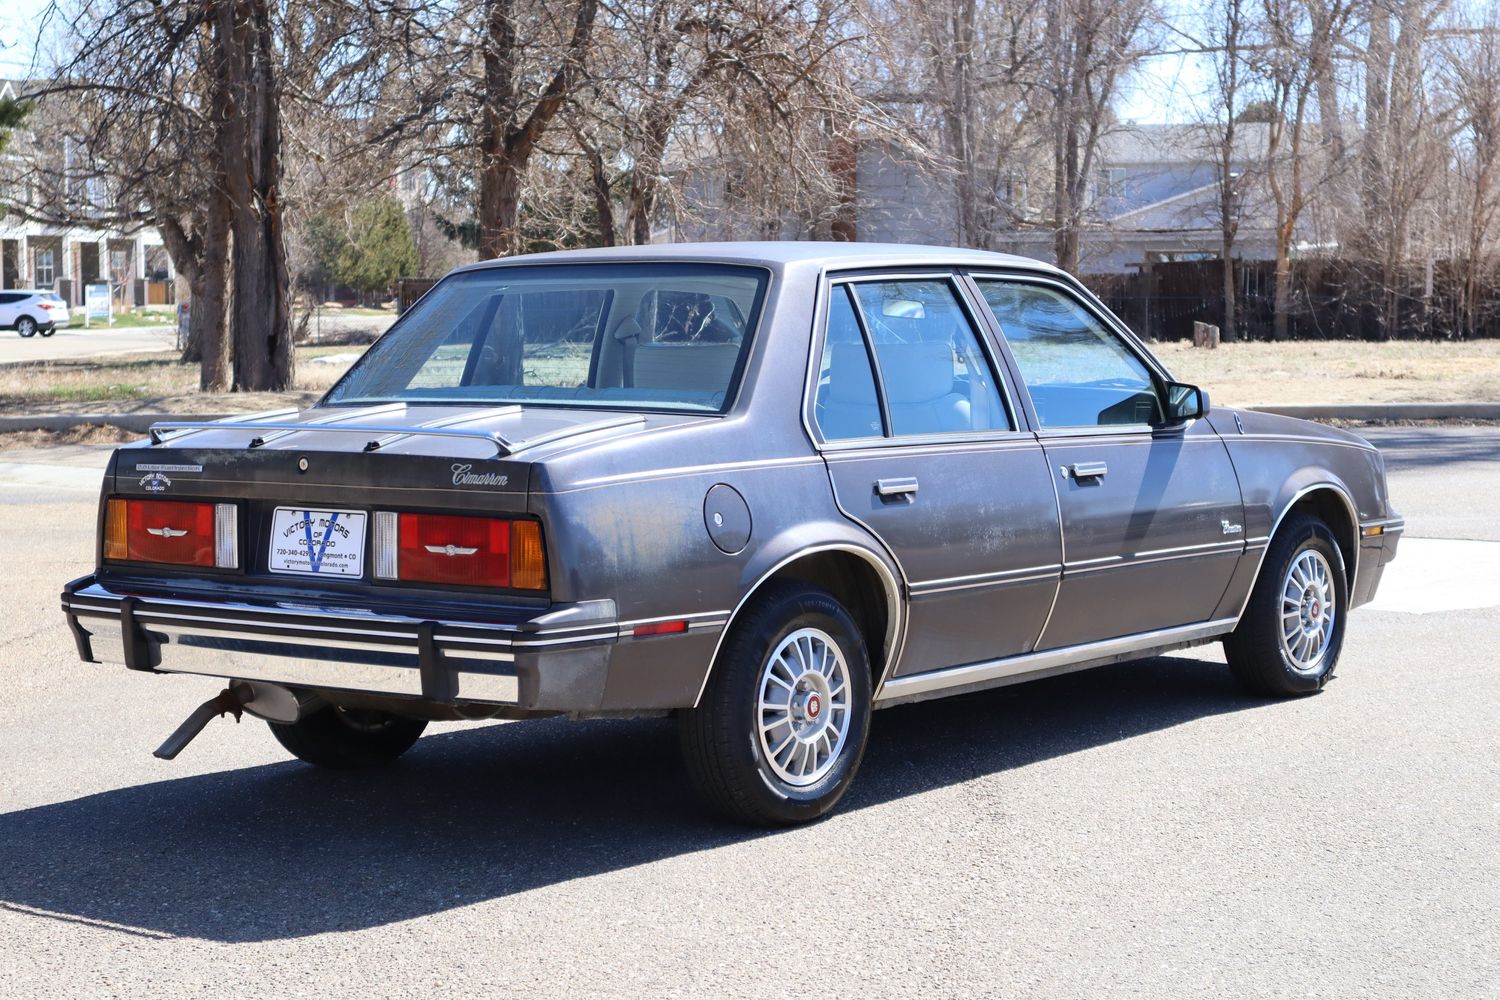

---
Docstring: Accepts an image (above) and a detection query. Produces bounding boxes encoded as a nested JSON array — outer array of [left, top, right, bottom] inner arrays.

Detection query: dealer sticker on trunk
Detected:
[[268, 507, 367, 577]]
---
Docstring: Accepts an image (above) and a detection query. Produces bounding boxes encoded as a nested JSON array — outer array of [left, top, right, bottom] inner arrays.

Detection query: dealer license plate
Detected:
[[268, 507, 368, 577]]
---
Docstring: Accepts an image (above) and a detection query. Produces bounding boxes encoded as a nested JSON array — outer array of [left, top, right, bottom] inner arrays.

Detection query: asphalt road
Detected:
[[0, 314, 394, 365], [0, 325, 178, 364], [0, 427, 1495, 998]]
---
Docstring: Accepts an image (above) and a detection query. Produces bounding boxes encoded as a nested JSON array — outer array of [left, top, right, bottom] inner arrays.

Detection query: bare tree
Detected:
[[1444, 13, 1500, 338], [1198, 0, 1255, 341], [1256, 0, 1359, 339], [1356, 0, 1453, 338], [475, 0, 599, 258], [1043, 0, 1153, 272]]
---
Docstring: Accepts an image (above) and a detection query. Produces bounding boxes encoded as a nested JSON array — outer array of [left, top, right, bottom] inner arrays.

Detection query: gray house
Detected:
[[669, 123, 1285, 276]]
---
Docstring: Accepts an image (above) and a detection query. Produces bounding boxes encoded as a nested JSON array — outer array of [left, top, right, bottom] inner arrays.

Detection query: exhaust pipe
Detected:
[[153, 681, 305, 760]]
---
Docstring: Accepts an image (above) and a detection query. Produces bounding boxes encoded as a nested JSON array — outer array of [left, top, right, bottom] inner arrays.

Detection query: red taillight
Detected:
[[379, 512, 546, 589], [397, 513, 512, 587], [38, 302, 57, 311], [104, 498, 216, 566]]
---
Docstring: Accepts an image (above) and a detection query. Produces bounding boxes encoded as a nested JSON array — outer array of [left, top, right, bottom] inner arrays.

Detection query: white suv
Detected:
[[0, 290, 71, 337]]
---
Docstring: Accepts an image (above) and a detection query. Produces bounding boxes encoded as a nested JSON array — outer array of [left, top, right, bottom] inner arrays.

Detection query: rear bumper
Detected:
[[61, 577, 726, 713]]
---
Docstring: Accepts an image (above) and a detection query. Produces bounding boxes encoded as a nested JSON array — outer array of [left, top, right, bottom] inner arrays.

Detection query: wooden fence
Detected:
[[1084, 258, 1500, 341]]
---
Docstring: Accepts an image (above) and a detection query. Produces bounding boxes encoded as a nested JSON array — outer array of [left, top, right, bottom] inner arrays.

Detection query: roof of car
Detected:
[[457, 241, 1065, 275]]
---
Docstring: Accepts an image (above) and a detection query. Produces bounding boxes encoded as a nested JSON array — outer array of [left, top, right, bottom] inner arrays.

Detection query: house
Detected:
[[665, 122, 1288, 276], [0, 79, 176, 308]]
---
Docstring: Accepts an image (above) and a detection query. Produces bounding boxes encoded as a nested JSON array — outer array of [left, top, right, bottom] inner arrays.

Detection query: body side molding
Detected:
[[876, 617, 1239, 706]]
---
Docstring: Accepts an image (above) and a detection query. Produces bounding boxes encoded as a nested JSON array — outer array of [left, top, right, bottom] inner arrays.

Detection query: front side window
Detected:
[[976, 279, 1162, 428], [326, 263, 768, 413]]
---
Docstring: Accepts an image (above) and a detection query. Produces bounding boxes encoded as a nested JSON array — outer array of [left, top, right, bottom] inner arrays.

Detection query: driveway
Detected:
[[0, 427, 1494, 997]]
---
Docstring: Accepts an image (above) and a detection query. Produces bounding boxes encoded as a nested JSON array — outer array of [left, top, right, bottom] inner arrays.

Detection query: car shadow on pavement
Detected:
[[0, 654, 1271, 943]]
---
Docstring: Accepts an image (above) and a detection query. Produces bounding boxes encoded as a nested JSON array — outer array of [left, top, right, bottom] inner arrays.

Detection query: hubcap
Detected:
[[1280, 549, 1337, 673], [757, 628, 852, 787]]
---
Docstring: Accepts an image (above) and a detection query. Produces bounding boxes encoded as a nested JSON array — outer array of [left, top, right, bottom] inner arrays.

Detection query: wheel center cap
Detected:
[[805, 693, 821, 719]]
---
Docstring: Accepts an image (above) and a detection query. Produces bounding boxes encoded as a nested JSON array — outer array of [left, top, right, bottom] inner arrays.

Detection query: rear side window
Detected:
[[814, 277, 1011, 441], [0, 293, 20, 305], [976, 280, 1162, 428], [814, 287, 882, 440]]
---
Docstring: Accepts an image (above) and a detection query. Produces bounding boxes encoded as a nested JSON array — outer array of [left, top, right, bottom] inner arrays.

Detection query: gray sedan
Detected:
[[60, 242, 1402, 825]]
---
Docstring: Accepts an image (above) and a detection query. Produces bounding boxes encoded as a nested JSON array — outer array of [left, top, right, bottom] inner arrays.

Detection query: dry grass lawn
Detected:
[[1153, 339, 1500, 407], [1, 339, 1498, 420], [0, 346, 357, 416]]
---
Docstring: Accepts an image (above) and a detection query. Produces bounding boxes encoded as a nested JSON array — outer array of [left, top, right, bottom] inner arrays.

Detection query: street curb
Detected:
[[0, 413, 237, 434], [1248, 403, 1500, 421]]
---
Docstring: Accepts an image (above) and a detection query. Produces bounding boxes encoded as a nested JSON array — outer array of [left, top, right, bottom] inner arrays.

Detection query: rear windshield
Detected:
[[325, 262, 770, 414]]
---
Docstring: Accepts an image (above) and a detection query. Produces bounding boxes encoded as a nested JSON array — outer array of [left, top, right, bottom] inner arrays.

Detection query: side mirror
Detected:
[[1163, 381, 1209, 424]]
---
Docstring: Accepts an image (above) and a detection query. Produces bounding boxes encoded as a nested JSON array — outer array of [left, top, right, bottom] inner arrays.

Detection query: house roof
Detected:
[[1100, 122, 1272, 166]]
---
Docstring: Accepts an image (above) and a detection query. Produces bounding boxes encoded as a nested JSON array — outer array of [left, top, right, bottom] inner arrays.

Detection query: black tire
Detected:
[[15, 316, 36, 338], [268, 703, 427, 768], [1225, 512, 1348, 697], [679, 582, 873, 826]]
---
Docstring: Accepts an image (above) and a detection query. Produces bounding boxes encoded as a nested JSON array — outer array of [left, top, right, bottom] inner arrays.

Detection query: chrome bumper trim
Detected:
[[60, 581, 622, 706]]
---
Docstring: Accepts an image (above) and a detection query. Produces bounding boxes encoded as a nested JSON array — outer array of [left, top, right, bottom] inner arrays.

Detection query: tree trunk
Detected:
[[626, 145, 661, 246], [479, 155, 523, 259], [214, 0, 292, 391], [476, 0, 598, 259], [158, 190, 232, 387], [1221, 242, 1237, 343], [194, 223, 231, 392], [584, 145, 616, 247], [1272, 238, 1292, 341]]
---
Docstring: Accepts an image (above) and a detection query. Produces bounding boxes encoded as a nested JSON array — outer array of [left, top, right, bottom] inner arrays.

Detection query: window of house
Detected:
[[1100, 167, 1127, 200], [34, 249, 54, 288]]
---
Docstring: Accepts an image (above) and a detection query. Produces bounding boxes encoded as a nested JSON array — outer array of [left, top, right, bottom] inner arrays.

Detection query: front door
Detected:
[[812, 274, 1062, 677], [972, 276, 1245, 650]]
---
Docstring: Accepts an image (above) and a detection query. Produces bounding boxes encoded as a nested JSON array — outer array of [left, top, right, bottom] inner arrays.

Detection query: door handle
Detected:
[[1068, 462, 1108, 480], [875, 477, 919, 499]]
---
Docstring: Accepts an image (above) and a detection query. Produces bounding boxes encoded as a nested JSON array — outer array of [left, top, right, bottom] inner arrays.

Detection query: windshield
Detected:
[[325, 262, 770, 414]]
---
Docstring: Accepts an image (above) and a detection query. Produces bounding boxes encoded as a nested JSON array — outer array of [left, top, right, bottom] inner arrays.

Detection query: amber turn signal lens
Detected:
[[103, 498, 129, 562], [510, 520, 547, 590]]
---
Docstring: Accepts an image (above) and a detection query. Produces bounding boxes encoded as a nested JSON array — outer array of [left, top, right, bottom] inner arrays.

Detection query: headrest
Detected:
[[876, 341, 955, 403], [828, 341, 955, 405]]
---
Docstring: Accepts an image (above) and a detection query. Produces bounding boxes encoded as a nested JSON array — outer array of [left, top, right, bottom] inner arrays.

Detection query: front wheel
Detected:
[[15, 316, 36, 338], [268, 703, 426, 768], [1225, 512, 1348, 696], [679, 582, 873, 826]]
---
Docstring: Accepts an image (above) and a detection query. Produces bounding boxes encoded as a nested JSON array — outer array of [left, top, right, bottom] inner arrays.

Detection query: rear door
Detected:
[[970, 274, 1244, 650], [812, 272, 1062, 677]]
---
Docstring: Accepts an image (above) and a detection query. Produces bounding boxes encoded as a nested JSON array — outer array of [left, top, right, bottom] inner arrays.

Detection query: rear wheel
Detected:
[[268, 703, 426, 768], [679, 582, 872, 826], [15, 316, 36, 338], [1225, 512, 1347, 696]]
